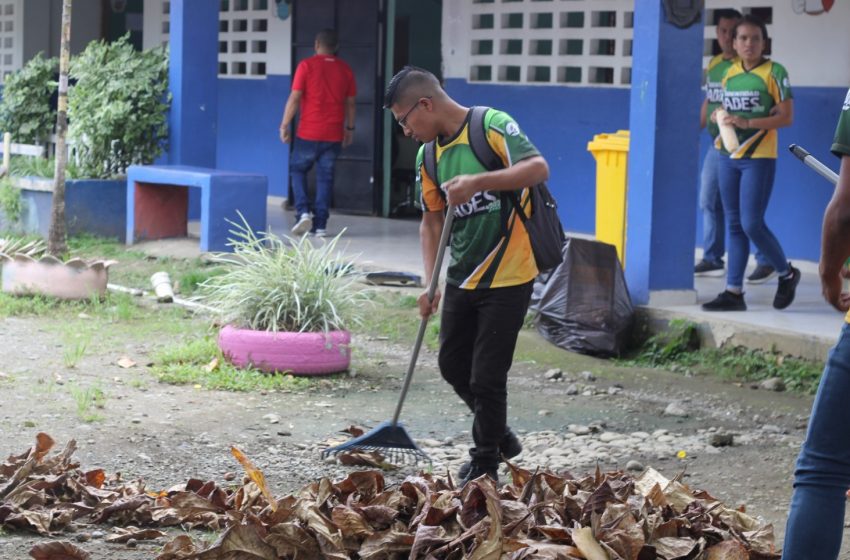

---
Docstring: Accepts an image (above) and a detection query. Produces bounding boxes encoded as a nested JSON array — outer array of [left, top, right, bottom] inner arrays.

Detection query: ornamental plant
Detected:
[[0, 53, 58, 144], [198, 219, 370, 333], [69, 35, 170, 178]]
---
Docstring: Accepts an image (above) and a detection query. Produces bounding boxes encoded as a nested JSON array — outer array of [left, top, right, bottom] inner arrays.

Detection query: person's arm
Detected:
[[724, 98, 793, 131], [418, 210, 445, 319], [279, 90, 303, 144], [820, 154, 850, 312], [699, 98, 709, 130], [443, 155, 549, 206], [343, 96, 355, 148]]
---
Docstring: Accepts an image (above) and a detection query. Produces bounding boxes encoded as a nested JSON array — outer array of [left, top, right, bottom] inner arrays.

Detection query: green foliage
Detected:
[[622, 319, 823, 394], [69, 35, 169, 178], [151, 336, 315, 392], [0, 54, 58, 144], [0, 178, 23, 223], [198, 219, 371, 332], [634, 319, 700, 366], [8, 154, 81, 179], [62, 334, 90, 368]]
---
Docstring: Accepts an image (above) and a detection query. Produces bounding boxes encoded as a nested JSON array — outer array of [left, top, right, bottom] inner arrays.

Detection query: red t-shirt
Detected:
[[292, 54, 356, 142]]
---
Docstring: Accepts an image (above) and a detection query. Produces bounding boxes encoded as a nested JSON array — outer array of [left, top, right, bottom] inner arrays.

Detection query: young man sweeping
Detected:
[[384, 66, 550, 486]]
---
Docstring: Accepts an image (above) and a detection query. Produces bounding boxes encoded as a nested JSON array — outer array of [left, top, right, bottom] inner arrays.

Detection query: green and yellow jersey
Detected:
[[832, 88, 850, 160], [417, 109, 539, 290], [704, 54, 737, 140], [717, 59, 793, 159]]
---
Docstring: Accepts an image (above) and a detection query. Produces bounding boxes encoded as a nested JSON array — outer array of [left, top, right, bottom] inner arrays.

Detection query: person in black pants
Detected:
[[384, 66, 549, 486]]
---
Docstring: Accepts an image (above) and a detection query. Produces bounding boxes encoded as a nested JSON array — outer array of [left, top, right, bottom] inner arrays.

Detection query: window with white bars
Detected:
[[155, 0, 272, 79], [468, 0, 633, 87], [0, 0, 21, 83], [703, 3, 773, 65]]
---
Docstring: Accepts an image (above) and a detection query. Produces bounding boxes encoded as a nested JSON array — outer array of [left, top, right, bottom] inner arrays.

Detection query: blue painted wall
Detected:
[[214, 76, 843, 264], [445, 79, 630, 235], [217, 75, 290, 198]]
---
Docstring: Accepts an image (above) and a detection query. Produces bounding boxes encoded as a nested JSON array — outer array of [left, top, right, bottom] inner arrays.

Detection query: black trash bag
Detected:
[[533, 237, 634, 357]]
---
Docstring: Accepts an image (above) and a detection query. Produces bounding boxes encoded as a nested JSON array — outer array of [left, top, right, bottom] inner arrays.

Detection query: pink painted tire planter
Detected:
[[218, 325, 351, 376]]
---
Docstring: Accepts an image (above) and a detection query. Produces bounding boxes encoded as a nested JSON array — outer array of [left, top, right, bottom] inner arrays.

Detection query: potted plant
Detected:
[[0, 36, 169, 241], [198, 220, 370, 376]]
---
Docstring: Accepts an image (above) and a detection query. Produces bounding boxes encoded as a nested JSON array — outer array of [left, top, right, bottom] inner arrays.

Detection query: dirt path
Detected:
[[1, 313, 847, 559]]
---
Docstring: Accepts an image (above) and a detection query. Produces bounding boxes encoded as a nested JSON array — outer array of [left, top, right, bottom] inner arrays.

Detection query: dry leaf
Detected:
[[203, 357, 219, 373], [706, 540, 749, 560], [116, 356, 136, 369], [572, 527, 609, 560], [29, 541, 91, 560], [230, 446, 277, 512]]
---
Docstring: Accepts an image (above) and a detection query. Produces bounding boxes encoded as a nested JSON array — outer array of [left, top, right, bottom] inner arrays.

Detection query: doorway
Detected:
[[385, 0, 442, 218], [291, 0, 384, 215]]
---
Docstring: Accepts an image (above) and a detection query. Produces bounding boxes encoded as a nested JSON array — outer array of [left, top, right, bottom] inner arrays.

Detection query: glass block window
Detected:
[[0, 0, 20, 83], [154, 0, 272, 79], [468, 0, 632, 87]]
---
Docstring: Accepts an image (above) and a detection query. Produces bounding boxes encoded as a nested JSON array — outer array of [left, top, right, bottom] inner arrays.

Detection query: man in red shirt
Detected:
[[279, 29, 356, 237]]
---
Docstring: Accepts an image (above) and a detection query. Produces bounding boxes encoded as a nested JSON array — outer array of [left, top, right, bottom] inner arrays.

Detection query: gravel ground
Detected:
[[0, 311, 847, 559]]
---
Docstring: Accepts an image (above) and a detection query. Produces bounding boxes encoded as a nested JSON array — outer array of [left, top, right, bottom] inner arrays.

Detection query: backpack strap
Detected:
[[468, 106, 502, 171], [423, 140, 439, 190]]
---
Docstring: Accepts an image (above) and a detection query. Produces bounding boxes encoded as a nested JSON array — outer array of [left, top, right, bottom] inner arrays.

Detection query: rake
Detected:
[[789, 144, 839, 186], [322, 205, 456, 465]]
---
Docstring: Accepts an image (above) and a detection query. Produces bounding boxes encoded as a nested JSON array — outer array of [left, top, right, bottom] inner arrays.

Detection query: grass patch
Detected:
[[69, 384, 106, 422], [150, 335, 319, 392], [359, 291, 441, 350], [62, 334, 90, 368], [620, 319, 823, 394]]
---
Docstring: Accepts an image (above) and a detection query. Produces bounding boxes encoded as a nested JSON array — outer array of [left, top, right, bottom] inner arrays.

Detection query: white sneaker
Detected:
[[313, 229, 327, 238], [291, 214, 312, 236]]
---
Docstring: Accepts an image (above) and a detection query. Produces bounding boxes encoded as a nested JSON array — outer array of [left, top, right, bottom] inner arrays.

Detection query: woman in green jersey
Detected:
[[702, 14, 801, 312]]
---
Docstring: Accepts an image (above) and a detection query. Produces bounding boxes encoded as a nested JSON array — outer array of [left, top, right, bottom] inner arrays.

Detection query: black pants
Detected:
[[438, 281, 533, 468]]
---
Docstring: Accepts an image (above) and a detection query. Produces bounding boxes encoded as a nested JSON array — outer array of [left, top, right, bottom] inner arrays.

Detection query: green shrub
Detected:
[[69, 35, 169, 178], [0, 54, 58, 144], [0, 178, 23, 223]]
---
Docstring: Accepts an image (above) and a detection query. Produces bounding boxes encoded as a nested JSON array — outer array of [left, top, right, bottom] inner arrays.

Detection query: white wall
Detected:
[[142, 0, 291, 77], [443, 0, 850, 88]]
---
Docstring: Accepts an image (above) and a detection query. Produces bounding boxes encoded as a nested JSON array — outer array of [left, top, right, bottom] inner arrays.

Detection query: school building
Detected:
[[2, 0, 848, 304]]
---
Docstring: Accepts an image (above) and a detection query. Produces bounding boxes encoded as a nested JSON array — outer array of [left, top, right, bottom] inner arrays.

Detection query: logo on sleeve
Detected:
[[505, 122, 521, 136]]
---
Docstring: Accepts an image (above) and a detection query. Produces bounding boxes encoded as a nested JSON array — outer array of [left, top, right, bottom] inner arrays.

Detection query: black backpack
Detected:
[[422, 106, 566, 272]]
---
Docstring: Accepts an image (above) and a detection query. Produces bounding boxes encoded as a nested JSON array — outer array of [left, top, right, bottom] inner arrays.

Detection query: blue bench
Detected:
[[126, 165, 267, 252]]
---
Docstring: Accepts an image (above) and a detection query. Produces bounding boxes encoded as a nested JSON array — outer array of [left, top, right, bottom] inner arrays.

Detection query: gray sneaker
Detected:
[[746, 264, 776, 284], [291, 214, 312, 236]]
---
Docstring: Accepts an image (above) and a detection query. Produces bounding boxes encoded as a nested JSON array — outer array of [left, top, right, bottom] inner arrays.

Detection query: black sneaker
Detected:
[[694, 260, 725, 277], [459, 464, 499, 488], [701, 290, 746, 312], [746, 264, 777, 284], [773, 264, 801, 310], [458, 428, 522, 480]]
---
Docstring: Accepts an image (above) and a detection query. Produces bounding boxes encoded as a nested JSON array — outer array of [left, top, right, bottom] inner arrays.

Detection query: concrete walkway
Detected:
[[138, 200, 843, 362]]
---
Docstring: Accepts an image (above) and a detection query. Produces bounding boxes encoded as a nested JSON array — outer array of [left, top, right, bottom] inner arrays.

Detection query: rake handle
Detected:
[[391, 205, 455, 425], [789, 143, 839, 186]]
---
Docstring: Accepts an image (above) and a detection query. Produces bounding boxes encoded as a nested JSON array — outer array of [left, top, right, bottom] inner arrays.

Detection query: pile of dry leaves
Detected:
[[2, 433, 780, 559]]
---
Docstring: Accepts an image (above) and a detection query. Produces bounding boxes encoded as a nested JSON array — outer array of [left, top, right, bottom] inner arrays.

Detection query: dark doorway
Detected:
[[291, 0, 384, 215], [387, 0, 442, 218]]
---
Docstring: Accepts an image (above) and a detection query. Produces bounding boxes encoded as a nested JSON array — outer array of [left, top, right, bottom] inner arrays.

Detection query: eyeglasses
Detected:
[[397, 96, 431, 129]]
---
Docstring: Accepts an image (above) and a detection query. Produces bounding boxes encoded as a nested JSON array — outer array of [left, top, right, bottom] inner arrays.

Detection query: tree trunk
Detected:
[[47, 0, 72, 257]]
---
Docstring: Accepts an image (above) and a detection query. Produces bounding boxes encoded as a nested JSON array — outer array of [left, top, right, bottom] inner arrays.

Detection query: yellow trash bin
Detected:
[[587, 130, 630, 266]]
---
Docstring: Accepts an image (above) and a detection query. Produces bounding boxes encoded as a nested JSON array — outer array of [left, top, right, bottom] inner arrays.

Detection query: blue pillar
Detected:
[[167, 0, 218, 217], [624, 2, 703, 305]]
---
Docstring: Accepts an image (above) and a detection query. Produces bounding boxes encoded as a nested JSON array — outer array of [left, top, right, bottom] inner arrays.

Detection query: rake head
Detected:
[[321, 421, 432, 466]]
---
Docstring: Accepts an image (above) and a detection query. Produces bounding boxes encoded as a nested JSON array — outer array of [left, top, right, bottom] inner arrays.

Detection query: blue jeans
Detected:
[[700, 147, 767, 266], [289, 138, 341, 230], [783, 323, 850, 559], [716, 156, 788, 289]]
